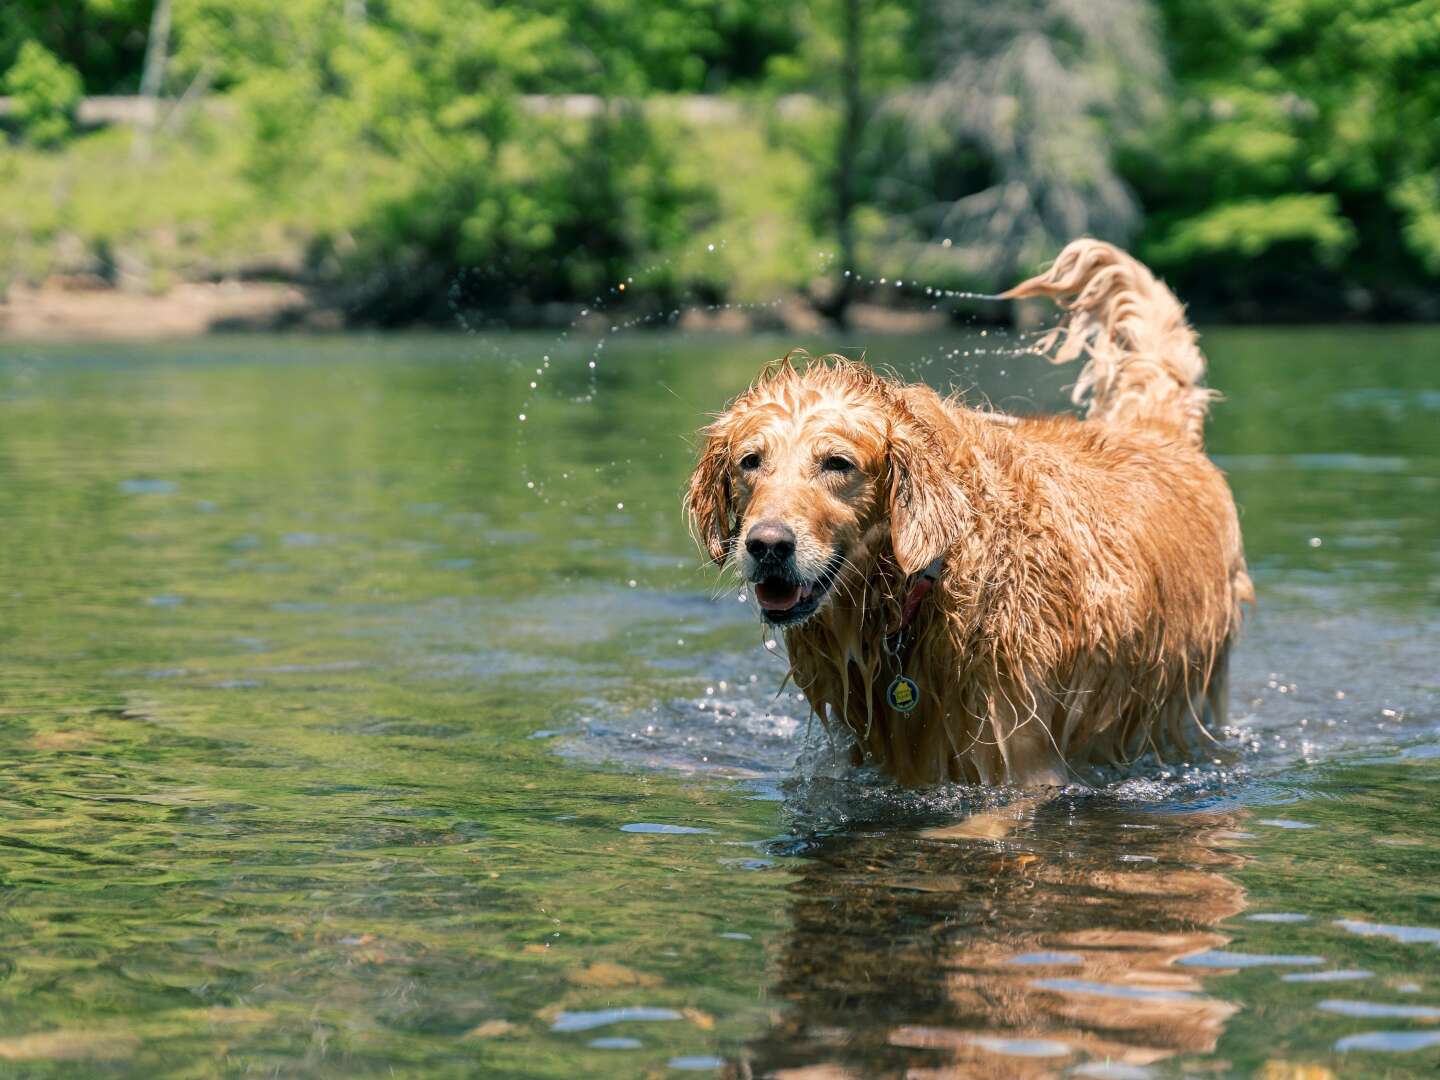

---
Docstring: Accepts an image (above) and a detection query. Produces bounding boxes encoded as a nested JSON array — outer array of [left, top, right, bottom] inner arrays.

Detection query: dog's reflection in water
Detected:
[[734, 800, 1247, 1079]]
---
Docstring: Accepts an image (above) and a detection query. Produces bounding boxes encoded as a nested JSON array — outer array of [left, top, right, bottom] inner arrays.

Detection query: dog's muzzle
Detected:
[[742, 521, 844, 625], [749, 555, 844, 626]]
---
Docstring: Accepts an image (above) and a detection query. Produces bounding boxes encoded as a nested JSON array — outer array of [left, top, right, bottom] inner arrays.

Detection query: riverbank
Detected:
[[0, 280, 335, 341], [5, 272, 1434, 344], [0, 280, 970, 342]]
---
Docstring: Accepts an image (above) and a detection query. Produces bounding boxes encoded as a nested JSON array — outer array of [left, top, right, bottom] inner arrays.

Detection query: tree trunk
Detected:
[[138, 0, 173, 101], [132, 0, 172, 159], [830, 0, 864, 328]]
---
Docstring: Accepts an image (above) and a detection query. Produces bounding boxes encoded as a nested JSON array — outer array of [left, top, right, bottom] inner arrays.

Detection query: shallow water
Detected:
[[0, 327, 1437, 1078]]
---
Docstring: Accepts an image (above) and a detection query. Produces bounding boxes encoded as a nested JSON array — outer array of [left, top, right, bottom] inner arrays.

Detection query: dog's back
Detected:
[[1004, 237, 1254, 611]]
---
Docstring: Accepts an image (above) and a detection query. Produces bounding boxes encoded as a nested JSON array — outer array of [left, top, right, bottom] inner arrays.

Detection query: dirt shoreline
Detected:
[[0, 281, 339, 342], [0, 281, 976, 342], [5, 281, 1416, 342]]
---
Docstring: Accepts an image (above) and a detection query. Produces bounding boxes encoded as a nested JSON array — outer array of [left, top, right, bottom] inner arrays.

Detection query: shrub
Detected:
[[3, 41, 83, 149]]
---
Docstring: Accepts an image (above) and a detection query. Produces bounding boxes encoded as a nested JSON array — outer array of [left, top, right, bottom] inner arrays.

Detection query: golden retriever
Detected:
[[685, 240, 1252, 787]]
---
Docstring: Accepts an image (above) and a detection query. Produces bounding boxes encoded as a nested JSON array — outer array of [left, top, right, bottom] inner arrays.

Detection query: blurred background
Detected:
[[3, 0, 1439, 337]]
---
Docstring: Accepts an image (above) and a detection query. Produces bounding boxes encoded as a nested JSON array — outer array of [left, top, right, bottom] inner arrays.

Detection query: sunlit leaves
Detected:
[[1138, 0, 1440, 303], [2, 41, 83, 148]]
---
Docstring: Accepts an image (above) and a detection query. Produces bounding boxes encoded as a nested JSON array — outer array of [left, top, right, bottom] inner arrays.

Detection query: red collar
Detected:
[[893, 555, 945, 635]]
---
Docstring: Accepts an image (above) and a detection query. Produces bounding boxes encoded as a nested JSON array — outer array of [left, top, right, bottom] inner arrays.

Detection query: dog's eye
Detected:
[[739, 452, 762, 471], [821, 455, 855, 474]]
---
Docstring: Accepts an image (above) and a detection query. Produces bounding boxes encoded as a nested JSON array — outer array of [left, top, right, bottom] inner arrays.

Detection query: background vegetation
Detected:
[[2, 0, 1438, 324]]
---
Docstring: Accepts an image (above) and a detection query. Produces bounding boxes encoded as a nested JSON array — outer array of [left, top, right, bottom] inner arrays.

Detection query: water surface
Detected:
[[0, 327, 1437, 1077]]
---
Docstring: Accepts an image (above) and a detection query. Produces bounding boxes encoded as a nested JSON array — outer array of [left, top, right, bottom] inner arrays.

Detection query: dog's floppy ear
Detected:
[[886, 406, 969, 575], [684, 426, 735, 565]]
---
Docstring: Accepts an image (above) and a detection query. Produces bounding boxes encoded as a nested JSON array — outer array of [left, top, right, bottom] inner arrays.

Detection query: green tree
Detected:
[[0, 0, 152, 95], [170, 0, 711, 322], [511, 0, 799, 93], [1133, 0, 1440, 317], [765, 0, 917, 322], [4, 40, 84, 148], [901, 0, 1165, 285]]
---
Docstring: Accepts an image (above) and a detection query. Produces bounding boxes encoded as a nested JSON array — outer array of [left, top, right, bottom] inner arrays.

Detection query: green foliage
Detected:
[[764, 0, 917, 91], [161, 0, 748, 321], [669, 110, 827, 300], [4, 0, 1440, 319], [174, 0, 798, 97], [511, 0, 800, 93], [0, 0, 152, 95], [0, 120, 310, 293], [1149, 193, 1356, 265], [3, 40, 84, 148], [1134, 0, 1440, 314]]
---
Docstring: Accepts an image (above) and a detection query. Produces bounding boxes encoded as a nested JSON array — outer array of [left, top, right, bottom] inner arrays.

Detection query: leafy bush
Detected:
[[162, 0, 769, 321], [1149, 194, 1356, 265], [0, 0, 151, 95], [3, 40, 83, 148], [1132, 0, 1440, 315]]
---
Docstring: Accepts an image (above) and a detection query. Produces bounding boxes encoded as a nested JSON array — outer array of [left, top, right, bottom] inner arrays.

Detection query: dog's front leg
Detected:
[[986, 686, 1071, 789]]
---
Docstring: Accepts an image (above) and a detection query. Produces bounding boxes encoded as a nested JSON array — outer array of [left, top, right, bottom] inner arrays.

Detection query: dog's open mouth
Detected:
[[752, 555, 843, 625]]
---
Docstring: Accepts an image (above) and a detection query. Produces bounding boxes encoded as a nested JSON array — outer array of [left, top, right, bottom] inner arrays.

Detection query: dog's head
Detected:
[[685, 355, 967, 626]]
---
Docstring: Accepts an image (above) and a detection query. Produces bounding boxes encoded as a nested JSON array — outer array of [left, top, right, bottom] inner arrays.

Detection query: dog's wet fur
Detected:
[[686, 240, 1252, 787]]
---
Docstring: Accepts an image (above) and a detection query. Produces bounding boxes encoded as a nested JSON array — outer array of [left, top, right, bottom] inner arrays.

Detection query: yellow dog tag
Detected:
[[887, 674, 919, 713]]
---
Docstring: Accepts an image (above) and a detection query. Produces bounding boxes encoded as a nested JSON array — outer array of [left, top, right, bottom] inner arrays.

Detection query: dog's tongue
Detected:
[[756, 579, 811, 612]]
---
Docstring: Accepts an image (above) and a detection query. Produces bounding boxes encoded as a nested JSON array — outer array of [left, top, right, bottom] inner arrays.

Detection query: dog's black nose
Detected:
[[746, 521, 796, 562]]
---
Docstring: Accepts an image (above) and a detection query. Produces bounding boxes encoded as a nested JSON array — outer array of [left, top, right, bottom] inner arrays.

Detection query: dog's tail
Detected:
[[1002, 239, 1215, 446]]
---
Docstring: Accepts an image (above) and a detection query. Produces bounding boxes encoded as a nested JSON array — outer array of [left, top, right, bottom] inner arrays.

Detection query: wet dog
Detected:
[[685, 240, 1252, 786]]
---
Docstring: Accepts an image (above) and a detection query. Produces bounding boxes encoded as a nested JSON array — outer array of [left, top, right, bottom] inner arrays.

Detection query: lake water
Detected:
[[0, 326, 1436, 1078]]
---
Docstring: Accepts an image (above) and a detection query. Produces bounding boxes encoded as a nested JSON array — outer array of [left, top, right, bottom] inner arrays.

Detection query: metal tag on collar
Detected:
[[886, 673, 920, 713]]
